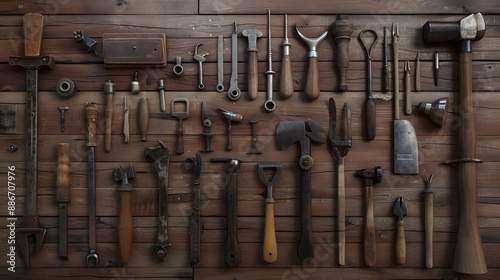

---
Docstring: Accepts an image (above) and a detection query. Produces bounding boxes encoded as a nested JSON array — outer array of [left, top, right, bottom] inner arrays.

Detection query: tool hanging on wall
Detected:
[[56, 143, 71, 260], [184, 154, 202, 266], [158, 78, 166, 112], [139, 97, 150, 141], [123, 97, 130, 143], [131, 71, 140, 94], [216, 35, 225, 92], [393, 23, 400, 108], [193, 44, 208, 90], [393, 196, 408, 265], [104, 80, 116, 152], [247, 120, 262, 154], [382, 26, 390, 92], [404, 60, 412, 115], [114, 164, 135, 264], [150, 98, 190, 154], [434, 51, 439, 86], [331, 15, 354, 92], [415, 52, 421, 91], [228, 22, 242, 101], [56, 78, 77, 98], [219, 108, 243, 151], [264, 10, 276, 112], [173, 57, 184, 77], [102, 33, 167, 67], [280, 14, 293, 99], [58, 106, 69, 133], [423, 172, 434, 269], [242, 27, 262, 100], [200, 101, 214, 152], [9, 13, 55, 269], [73, 30, 97, 56]]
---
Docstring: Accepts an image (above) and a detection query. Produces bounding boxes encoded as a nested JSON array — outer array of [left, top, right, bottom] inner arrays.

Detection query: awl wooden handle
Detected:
[[263, 198, 278, 263], [139, 97, 149, 141]]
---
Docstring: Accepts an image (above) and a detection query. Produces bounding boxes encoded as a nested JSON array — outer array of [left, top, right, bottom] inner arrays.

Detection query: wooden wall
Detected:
[[0, 0, 500, 279]]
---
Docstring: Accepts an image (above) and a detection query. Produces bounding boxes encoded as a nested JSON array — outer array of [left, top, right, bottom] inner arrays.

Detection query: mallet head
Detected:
[[422, 13, 485, 43]]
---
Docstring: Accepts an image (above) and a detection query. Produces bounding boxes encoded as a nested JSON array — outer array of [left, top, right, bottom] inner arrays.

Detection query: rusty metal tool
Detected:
[[258, 163, 282, 263], [296, 26, 328, 101], [279, 14, 293, 99], [415, 52, 421, 91], [355, 166, 382, 267], [171, 98, 189, 154], [423, 171, 434, 269], [104, 80, 116, 152], [123, 96, 130, 143], [85, 102, 99, 267], [145, 141, 171, 261], [158, 78, 166, 112], [434, 51, 439, 86], [242, 27, 262, 100], [393, 23, 400, 107], [331, 15, 354, 92], [247, 120, 262, 154], [9, 13, 55, 269], [184, 154, 202, 266], [393, 196, 408, 265], [114, 164, 135, 264], [264, 10, 276, 112], [228, 22, 242, 101], [328, 98, 352, 266], [382, 26, 390, 92], [200, 101, 214, 152], [276, 119, 326, 261], [193, 44, 208, 90], [216, 35, 225, 92], [219, 108, 243, 151], [56, 143, 71, 260], [358, 29, 379, 141], [211, 158, 242, 267], [131, 71, 140, 93], [404, 60, 412, 115], [58, 106, 69, 133], [139, 97, 149, 141], [73, 30, 97, 56]]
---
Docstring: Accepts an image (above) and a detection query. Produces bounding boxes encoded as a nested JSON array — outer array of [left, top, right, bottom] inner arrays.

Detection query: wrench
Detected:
[[228, 22, 242, 101], [193, 44, 208, 90], [216, 35, 225, 92]]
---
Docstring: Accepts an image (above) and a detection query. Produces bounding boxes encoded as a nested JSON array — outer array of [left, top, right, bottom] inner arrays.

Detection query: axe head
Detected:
[[276, 121, 305, 150]]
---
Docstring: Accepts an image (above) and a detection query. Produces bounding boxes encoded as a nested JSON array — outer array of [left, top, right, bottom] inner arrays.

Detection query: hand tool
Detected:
[[328, 97, 351, 266], [434, 51, 439, 86], [173, 56, 184, 77], [0, 104, 17, 134], [393, 196, 408, 265], [210, 158, 242, 267], [358, 29, 379, 141], [418, 97, 448, 127], [184, 154, 202, 266], [9, 13, 55, 269], [404, 60, 412, 115], [423, 172, 434, 269], [73, 30, 97, 56], [104, 80, 116, 152], [114, 165, 135, 264], [171, 98, 189, 154], [58, 106, 69, 133], [264, 10, 277, 112], [276, 119, 326, 261], [56, 78, 77, 98], [158, 78, 166, 112], [258, 163, 282, 263], [200, 101, 214, 152], [296, 27, 328, 101], [382, 26, 390, 92], [228, 22, 242, 101], [193, 44, 208, 90], [131, 71, 140, 93], [279, 14, 293, 99], [219, 108, 243, 151], [331, 15, 354, 92], [355, 166, 382, 267], [424, 13, 486, 274], [123, 96, 130, 143], [139, 97, 149, 141], [216, 35, 225, 93], [85, 102, 99, 267], [242, 28, 262, 100], [56, 143, 71, 260], [247, 120, 262, 154], [144, 141, 171, 261], [393, 22, 400, 107], [102, 33, 167, 67], [9, 144, 18, 152], [415, 52, 421, 91]]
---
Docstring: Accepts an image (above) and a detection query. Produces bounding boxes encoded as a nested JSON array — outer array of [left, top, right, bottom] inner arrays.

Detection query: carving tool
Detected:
[[423, 172, 434, 268], [393, 197, 408, 265]]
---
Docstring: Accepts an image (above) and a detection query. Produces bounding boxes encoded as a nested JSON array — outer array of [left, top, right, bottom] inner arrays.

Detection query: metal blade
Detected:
[[394, 120, 419, 174], [392, 197, 408, 221], [276, 121, 305, 150]]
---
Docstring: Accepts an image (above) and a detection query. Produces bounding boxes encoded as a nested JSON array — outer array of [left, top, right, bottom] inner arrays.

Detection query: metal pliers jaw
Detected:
[[86, 249, 99, 268]]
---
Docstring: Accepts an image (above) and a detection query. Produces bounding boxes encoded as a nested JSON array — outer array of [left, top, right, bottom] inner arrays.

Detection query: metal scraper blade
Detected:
[[394, 119, 419, 174]]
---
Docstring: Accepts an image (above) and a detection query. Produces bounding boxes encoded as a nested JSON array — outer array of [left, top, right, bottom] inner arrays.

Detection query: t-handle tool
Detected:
[[423, 171, 434, 268], [296, 26, 328, 101], [242, 28, 262, 100], [280, 14, 293, 99], [184, 154, 202, 266], [331, 15, 354, 92], [328, 97, 352, 266], [200, 101, 214, 152], [258, 163, 282, 263], [193, 44, 208, 90], [219, 108, 243, 151], [114, 164, 135, 264], [171, 98, 190, 154], [264, 10, 276, 112], [104, 80, 116, 152], [393, 196, 408, 265], [211, 158, 242, 268], [228, 22, 242, 101], [56, 143, 71, 260], [355, 166, 383, 267], [359, 29, 379, 141]]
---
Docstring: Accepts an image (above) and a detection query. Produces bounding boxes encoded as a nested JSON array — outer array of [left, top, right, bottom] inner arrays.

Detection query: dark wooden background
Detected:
[[0, 0, 499, 279]]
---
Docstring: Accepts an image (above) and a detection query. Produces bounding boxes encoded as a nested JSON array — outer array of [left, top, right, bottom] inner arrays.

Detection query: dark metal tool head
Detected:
[[242, 29, 263, 49], [328, 98, 351, 159], [114, 164, 135, 191], [257, 163, 282, 199], [193, 43, 208, 63], [16, 227, 47, 269], [276, 119, 326, 151], [73, 30, 97, 55], [184, 153, 202, 181], [393, 197, 408, 222], [171, 97, 189, 121], [144, 140, 169, 162], [219, 108, 243, 125], [355, 166, 383, 187], [211, 158, 242, 173], [422, 13, 485, 43], [423, 171, 434, 191]]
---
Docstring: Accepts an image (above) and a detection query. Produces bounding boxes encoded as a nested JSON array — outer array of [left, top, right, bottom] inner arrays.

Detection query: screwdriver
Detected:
[[279, 14, 293, 99]]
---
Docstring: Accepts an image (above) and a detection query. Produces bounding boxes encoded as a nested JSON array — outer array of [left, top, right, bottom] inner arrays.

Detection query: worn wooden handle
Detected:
[[124, 108, 130, 143], [415, 59, 421, 91], [139, 97, 149, 141], [86, 103, 98, 147], [335, 37, 350, 92], [280, 53, 294, 99], [424, 191, 433, 269], [263, 198, 278, 263], [105, 93, 114, 152], [365, 97, 376, 141], [393, 41, 400, 120], [248, 50, 258, 100], [305, 56, 320, 101], [225, 172, 239, 267], [23, 13, 45, 57], [56, 143, 71, 203], [396, 221, 406, 265], [118, 190, 133, 264], [364, 185, 376, 267], [176, 120, 184, 154], [337, 161, 346, 266]]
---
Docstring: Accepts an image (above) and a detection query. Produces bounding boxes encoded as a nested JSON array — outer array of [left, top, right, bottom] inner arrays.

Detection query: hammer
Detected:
[[422, 13, 486, 275]]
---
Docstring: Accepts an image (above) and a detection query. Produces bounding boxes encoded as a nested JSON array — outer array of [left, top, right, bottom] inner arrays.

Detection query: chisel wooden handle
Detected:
[[118, 189, 133, 263], [56, 143, 71, 259], [396, 220, 406, 265], [424, 190, 433, 268], [248, 50, 258, 100], [280, 49, 293, 99], [139, 97, 149, 141], [305, 57, 320, 101], [104, 80, 115, 152], [263, 198, 277, 263], [364, 185, 376, 267], [225, 172, 239, 267]]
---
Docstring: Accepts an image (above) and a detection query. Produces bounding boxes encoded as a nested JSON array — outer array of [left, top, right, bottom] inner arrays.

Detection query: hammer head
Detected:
[[355, 166, 383, 186], [114, 164, 135, 191], [242, 29, 263, 49], [422, 13, 485, 43]]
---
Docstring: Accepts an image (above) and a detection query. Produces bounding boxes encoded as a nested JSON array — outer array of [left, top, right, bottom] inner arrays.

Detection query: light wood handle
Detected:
[[124, 107, 130, 143], [415, 59, 421, 91], [248, 50, 258, 100], [364, 185, 376, 267], [338, 161, 346, 266], [405, 69, 411, 115], [263, 198, 278, 263], [56, 143, 71, 203], [424, 191, 433, 268], [305, 56, 320, 101], [86, 103, 98, 147], [105, 93, 114, 152], [139, 97, 149, 141], [396, 221, 406, 265], [279, 53, 294, 99], [393, 41, 400, 120], [118, 190, 133, 264], [23, 13, 44, 57]]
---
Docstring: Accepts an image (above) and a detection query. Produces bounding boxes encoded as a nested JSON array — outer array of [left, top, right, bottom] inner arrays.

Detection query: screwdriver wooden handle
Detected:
[[364, 185, 376, 267], [56, 143, 71, 203], [365, 97, 376, 141], [248, 50, 258, 100], [424, 190, 434, 268], [263, 198, 278, 263], [23, 13, 44, 57], [86, 103, 98, 147], [304, 57, 320, 101], [280, 51, 293, 99], [118, 189, 133, 263], [139, 97, 149, 141], [396, 221, 406, 265]]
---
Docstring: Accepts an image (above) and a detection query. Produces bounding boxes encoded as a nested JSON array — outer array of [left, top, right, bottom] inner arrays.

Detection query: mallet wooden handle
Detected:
[[263, 198, 278, 263], [118, 189, 133, 263], [364, 185, 376, 267], [248, 50, 258, 100], [424, 190, 433, 268], [396, 220, 406, 265], [139, 97, 149, 141], [305, 57, 320, 101]]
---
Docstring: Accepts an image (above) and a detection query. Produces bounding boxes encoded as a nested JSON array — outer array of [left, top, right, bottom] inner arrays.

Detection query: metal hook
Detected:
[[86, 249, 99, 268]]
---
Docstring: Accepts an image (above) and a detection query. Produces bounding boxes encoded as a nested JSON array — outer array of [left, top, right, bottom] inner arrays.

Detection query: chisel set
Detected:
[[5, 10, 489, 276]]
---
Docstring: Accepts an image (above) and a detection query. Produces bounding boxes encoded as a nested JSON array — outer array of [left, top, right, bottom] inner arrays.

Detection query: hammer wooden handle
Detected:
[[139, 97, 149, 141], [396, 220, 406, 265], [248, 50, 258, 100], [263, 198, 278, 263], [424, 190, 433, 268], [56, 143, 71, 203], [304, 57, 320, 101], [118, 189, 133, 263], [364, 185, 376, 267]]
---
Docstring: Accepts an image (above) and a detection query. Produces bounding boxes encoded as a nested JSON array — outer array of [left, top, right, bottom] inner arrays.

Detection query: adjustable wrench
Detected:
[[193, 44, 208, 90], [228, 22, 242, 101]]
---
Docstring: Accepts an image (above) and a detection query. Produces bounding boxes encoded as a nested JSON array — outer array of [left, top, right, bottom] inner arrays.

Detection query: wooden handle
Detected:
[[335, 37, 350, 91], [176, 120, 184, 154], [248, 50, 258, 100], [304, 56, 320, 101], [86, 103, 98, 147], [405, 69, 411, 115], [105, 93, 114, 152], [298, 168, 314, 261], [139, 97, 149, 141], [424, 191, 433, 269], [124, 107, 130, 143], [337, 160, 346, 265], [23, 13, 45, 57], [364, 185, 376, 267], [56, 143, 71, 203], [225, 172, 239, 267], [396, 221, 406, 265], [415, 59, 421, 91], [118, 190, 133, 264], [383, 64, 390, 92], [365, 97, 376, 141], [393, 41, 400, 120], [280, 53, 294, 99], [263, 198, 278, 263]]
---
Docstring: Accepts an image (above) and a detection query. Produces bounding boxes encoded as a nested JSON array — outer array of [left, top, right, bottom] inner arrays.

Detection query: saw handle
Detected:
[[263, 198, 278, 263], [56, 143, 71, 203], [424, 190, 433, 268], [118, 189, 133, 263], [225, 171, 239, 267], [396, 220, 406, 265], [304, 57, 320, 101], [139, 97, 149, 141], [24, 13, 45, 57], [248, 50, 258, 100], [364, 185, 376, 267], [86, 103, 98, 147]]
